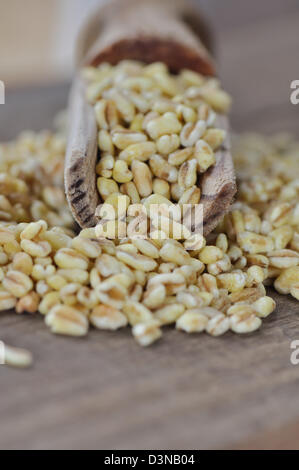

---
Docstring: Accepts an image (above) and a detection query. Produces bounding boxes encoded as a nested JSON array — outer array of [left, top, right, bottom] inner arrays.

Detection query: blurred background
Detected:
[[0, 0, 298, 137], [1, 0, 298, 86], [0, 0, 101, 86]]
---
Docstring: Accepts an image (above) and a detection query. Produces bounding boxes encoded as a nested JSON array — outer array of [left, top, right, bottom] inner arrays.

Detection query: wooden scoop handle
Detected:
[[76, 0, 215, 74]]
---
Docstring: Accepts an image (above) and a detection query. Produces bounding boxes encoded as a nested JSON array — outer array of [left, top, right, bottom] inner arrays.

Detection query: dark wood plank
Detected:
[[0, 290, 298, 450], [0, 0, 299, 450]]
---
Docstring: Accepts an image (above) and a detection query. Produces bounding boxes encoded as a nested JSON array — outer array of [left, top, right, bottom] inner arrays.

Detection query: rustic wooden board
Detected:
[[0, 0, 299, 450]]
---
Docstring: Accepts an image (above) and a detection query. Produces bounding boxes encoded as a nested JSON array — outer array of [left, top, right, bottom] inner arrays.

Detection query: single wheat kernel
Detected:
[[229, 305, 262, 334], [94, 99, 119, 130], [252, 296, 276, 318], [132, 239, 160, 259], [3, 270, 33, 298], [237, 232, 274, 254], [274, 267, 299, 294], [149, 154, 178, 183], [98, 129, 115, 155], [206, 313, 230, 336], [20, 221, 47, 240], [178, 159, 197, 189], [176, 104, 197, 123], [42, 230, 72, 250], [152, 179, 171, 199], [36, 280, 51, 296], [218, 271, 247, 293], [47, 274, 68, 291], [104, 89, 135, 123], [16, 291, 40, 314], [96, 154, 114, 178], [132, 320, 162, 347], [12, 252, 33, 275], [175, 265, 197, 284], [146, 112, 182, 140], [54, 248, 89, 270], [90, 305, 128, 331], [180, 120, 206, 148], [268, 249, 299, 269], [270, 226, 294, 250], [119, 142, 156, 164], [143, 284, 166, 309], [203, 129, 226, 151], [246, 265, 266, 286], [20, 239, 52, 258], [176, 291, 208, 309], [46, 305, 88, 337], [120, 181, 141, 204], [116, 249, 158, 272], [155, 304, 185, 325], [71, 237, 102, 259], [171, 183, 185, 202], [112, 129, 147, 150], [229, 284, 266, 305], [0, 290, 17, 310], [95, 278, 127, 310], [86, 78, 112, 103], [156, 134, 180, 155], [160, 242, 191, 266], [31, 264, 56, 281], [178, 186, 201, 206], [113, 160, 133, 184], [184, 234, 206, 251], [290, 286, 299, 300], [130, 284, 143, 302], [194, 87, 231, 113], [132, 160, 153, 197], [176, 311, 208, 333], [97, 178, 119, 202], [38, 292, 60, 315], [4, 344, 33, 369], [199, 246, 223, 264], [57, 269, 89, 285], [194, 140, 216, 173], [123, 301, 153, 326]]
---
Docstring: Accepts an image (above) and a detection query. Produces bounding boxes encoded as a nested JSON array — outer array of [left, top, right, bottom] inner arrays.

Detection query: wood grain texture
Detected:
[[201, 116, 236, 235], [65, 77, 99, 228], [0, 0, 299, 450]]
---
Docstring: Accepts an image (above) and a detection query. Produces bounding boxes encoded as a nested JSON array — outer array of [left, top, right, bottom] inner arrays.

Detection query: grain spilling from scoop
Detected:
[[0, 122, 298, 356], [82, 61, 231, 241]]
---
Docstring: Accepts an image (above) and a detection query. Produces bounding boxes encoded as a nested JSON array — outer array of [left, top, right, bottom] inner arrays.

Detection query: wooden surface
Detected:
[[0, 0, 299, 450]]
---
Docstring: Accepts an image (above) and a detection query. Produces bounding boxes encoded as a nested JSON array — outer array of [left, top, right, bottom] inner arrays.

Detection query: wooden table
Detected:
[[0, 0, 299, 450]]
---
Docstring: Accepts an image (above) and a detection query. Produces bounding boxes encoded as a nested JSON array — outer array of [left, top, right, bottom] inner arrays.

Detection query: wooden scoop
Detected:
[[65, 0, 236, 236]]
